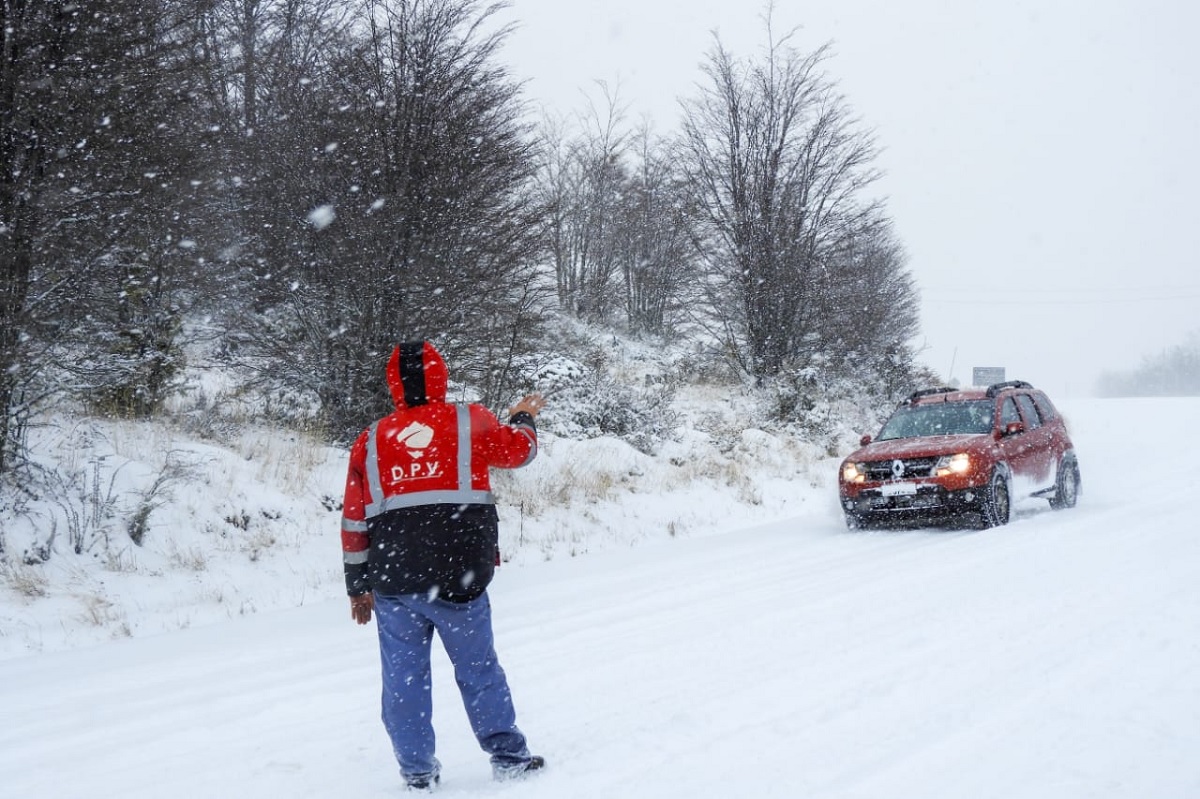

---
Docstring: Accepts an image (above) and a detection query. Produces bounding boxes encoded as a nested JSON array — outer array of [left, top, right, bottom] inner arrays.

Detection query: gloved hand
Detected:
[[350, 593, 374, 625]]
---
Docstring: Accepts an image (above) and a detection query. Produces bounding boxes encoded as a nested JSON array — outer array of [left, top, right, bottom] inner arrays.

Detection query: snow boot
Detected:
[[493, 755, 546, 782], [405, 772, 439, 792]]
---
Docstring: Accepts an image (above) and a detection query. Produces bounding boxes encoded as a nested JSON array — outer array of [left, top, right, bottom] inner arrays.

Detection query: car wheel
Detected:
[[844, 511, 865, 530], [981, 470, 1011, 528], [1049, 457, 1080, 510]]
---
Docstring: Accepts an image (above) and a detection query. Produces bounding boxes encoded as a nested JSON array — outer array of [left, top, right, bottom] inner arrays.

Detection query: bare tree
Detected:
[[679, 22, 901, 382], [535, 85, 630, 321], [811, 219, 922, 395], [228, 0, 546, 439], [617, 125, 697, 335], [183, 0, 356, 312]]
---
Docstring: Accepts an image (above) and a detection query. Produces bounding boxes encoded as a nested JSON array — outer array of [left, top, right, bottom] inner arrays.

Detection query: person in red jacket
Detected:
[[341, 341, 545, 791]]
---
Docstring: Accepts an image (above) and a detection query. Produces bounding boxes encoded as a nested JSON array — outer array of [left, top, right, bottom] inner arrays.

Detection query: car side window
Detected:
[[1000, 397, 1021, 428], [1032, 391, 1059, 422], [1015, 394, 1042, 429]]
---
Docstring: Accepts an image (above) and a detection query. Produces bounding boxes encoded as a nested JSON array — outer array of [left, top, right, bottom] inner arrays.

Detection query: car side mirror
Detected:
[[1004, 421, 1025, 437], [860, 434, 873, 446]]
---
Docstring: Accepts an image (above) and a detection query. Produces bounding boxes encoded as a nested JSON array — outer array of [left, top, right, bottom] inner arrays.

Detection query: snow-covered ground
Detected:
[[2, 396, 1199, 798]]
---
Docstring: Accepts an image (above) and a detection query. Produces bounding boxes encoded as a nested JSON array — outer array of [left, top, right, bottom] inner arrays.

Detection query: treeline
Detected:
[[1, 0, 922, 475], [1096, 331, 1200, 397]]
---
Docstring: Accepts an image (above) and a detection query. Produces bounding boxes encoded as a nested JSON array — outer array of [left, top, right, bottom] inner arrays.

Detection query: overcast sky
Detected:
[[502, 0, 1199, 397]]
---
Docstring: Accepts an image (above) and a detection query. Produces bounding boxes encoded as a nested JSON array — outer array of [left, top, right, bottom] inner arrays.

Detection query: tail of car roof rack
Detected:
[[985, 380, 1033, 397], [905, 387, 957, 404]]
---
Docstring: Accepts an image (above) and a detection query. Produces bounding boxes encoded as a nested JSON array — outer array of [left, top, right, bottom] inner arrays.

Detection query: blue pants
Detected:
[[374, 592, 530, 781]]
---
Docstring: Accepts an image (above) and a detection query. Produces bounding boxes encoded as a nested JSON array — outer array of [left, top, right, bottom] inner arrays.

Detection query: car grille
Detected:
[[863, 456, 938, 481]]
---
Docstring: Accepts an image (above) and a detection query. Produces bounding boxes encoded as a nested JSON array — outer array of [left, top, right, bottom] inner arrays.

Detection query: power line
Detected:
[[923, 293, 1200, 306], [922, 284, 1200, 297]]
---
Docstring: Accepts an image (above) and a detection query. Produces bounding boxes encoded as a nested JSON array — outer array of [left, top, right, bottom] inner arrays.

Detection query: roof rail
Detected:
[[906, 386, 958, 404], [985, 380, 1033, 398]]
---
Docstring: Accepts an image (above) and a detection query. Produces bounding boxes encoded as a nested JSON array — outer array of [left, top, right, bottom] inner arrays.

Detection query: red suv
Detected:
[[838, 381, 1080, 529]]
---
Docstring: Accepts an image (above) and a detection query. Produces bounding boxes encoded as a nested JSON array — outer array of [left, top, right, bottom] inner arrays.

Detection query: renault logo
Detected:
[[891, 459, 905, 479]]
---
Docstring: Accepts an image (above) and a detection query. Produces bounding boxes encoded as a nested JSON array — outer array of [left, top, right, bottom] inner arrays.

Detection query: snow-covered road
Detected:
[[3, 398, 1198, 798]]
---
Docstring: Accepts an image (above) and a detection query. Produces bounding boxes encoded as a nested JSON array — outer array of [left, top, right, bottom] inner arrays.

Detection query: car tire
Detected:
[[844, 511, 865, 530], [1049, 457, 1080, 510], [981, 469, 1011, 528]]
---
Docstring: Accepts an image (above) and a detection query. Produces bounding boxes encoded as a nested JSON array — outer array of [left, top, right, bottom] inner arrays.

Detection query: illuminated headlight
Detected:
[[933, 453, 970, 477], [842, 462, 866, 483]]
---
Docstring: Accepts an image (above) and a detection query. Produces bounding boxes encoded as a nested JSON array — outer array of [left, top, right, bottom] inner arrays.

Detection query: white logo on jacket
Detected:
[[388, 422, 441, 483], [396, 422, 435, 456]]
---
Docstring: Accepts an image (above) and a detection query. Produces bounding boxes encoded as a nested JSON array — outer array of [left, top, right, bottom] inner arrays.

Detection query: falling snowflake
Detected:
[[307, 205, 336, 230]]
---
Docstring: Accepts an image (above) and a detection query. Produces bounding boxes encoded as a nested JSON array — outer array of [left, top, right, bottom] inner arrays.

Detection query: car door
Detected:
[[1015, 393, 1054, 489], [995, 395, 1041, 487]]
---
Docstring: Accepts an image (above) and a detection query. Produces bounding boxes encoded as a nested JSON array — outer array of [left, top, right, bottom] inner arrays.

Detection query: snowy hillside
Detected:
[[2, 397, 1198, 798], [0, 343, 848, 659]]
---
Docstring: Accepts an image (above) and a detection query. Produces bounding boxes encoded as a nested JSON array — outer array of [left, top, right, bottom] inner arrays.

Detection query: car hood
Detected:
[[847, 433, 991, 462]]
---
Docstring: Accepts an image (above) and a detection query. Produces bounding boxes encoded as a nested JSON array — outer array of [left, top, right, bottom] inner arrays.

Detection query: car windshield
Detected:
[[876, 400, 994, 441]]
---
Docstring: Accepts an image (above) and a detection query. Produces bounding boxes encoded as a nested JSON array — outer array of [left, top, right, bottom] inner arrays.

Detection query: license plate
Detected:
[[880, 482, 918, 497]]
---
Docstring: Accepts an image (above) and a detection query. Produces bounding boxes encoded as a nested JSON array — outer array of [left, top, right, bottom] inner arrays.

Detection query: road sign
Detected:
[[972, 367, 1006, 386]]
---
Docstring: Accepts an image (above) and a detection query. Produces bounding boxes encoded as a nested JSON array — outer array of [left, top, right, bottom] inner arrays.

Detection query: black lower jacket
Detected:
[[348, 503, 499, 603]]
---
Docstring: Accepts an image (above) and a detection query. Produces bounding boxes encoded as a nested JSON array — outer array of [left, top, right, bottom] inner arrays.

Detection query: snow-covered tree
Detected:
[[1096, 330, 1200, 397], [1, 0, 208, 468]]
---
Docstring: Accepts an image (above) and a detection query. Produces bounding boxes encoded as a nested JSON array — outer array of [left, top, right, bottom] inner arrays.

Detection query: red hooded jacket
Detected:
[[340, 341, 537, 601]]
